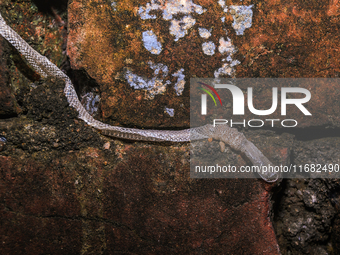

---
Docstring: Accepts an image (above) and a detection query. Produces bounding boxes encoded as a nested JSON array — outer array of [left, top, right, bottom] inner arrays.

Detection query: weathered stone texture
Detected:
[[0, 144, 282, 254], [0, 37, 18, 117], [0, 0, 66, 116], [67, 0, 340, 128], [0, 78, 282, 254], [1, 0, 340, 254]]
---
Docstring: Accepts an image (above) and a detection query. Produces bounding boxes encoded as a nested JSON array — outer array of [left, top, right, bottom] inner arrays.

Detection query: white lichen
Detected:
[[169, 15, 196, 41], [218, 0, 229, 12], [218, 37, 236, 55], [229, 5, 253, 35], [125, 62, 171, 99], [214, 63, 234, 78], [202, 41, 216, 56], [142, 30, 162, 55], [136, 2, 253, 90], [139, 0, 205, 41], [198, 27, 211, 39], [139, 0, 205, 21], [172, 68, 185, 95], [164, 107, 175, 117], [109, 0, 117, 11]]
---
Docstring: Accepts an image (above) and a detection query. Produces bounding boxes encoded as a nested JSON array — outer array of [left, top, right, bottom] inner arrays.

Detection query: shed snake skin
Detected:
[[0, 12, 279, 182]]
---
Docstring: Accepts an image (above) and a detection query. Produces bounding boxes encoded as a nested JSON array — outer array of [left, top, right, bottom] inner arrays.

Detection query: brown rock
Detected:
[[3, 0, 340, 253], [0, 37, 18, 117], [0, 136, 283, 254], [67, 0, 248, 128], [0, 0, 66, 115], [0, 79, 286, 253], [68, 0, 340, 128]]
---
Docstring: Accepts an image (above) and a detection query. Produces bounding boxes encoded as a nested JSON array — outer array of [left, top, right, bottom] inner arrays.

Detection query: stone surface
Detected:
[[0, 37, 19, 117], [67, 0, 255, 128], [274, 178, 339, 255], [0, 154, 281, 254], [0, 79, 284, 254], [236, 0, 340, 78], [2, 0, 340, 254], [0, 78, 287, 254], [0, 78, 283, 254], [0, 0, 66, 115], [67, 0, 340, 128], [272, 138, 340, 254]]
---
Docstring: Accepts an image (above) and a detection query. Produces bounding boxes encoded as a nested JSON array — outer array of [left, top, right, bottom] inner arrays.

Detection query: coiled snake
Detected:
[[0, 12, 279, 182]]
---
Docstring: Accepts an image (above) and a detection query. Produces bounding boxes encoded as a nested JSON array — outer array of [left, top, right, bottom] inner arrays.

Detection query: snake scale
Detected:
[[0, 12, 279, 182]]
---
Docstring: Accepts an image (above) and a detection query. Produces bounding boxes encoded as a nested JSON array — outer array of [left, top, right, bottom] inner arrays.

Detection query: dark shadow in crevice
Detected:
[[67, 68, 101, 99], [271, 178, 289, 254], [272, 178, 287, 223], [31, 0, 68, 14], [0, 112, 18, 119]]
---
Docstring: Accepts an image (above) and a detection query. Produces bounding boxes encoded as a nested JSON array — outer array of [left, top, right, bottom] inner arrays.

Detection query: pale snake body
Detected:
[[0, 12, 279, 182]]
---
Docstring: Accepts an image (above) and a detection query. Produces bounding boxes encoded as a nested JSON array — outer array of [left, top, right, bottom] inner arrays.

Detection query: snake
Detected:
[[0, 12, 279, 182]]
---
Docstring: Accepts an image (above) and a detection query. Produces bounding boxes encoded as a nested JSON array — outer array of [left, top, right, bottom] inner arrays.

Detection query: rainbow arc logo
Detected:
[[198, 82, 222, 115], [198, 82, 222, 106]]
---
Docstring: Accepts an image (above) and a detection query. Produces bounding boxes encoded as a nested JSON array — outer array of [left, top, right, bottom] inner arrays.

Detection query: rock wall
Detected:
[[1, 0, 340, 254]]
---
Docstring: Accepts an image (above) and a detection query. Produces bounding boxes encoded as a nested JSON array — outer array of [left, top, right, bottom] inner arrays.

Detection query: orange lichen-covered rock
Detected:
[[68, 0, 256, 128], [68, 0, 340, 128]]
